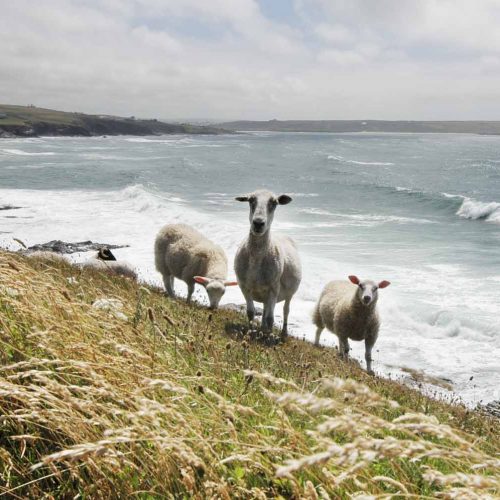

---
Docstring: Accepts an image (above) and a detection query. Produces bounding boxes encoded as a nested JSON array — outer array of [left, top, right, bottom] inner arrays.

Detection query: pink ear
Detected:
[[378, 280, 391, 289], [224, 280, 238, 286], [194, 276, 209, 285], [348, 275, 360, 285]]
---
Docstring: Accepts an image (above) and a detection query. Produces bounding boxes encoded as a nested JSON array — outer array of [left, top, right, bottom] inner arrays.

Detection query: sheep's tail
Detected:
[[154, 233, 169, 275], [312, 300, 323, 328]]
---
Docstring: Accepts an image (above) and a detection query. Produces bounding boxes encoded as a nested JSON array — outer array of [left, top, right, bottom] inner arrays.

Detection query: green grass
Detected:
[[0, 251, 498, 498], [0, 104, 81, 126]]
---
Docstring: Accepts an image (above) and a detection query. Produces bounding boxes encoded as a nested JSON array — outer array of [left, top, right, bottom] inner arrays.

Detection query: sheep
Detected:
[[234, 189, 302, 336], [154, 223, 237, 309], [24, 251, 68, 262], [313, 275, 390, 373], [79, 247, 137, 280]]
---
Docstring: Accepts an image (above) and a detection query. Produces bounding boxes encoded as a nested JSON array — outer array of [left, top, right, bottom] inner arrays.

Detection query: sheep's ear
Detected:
[[235, 195, 249, 202], [378, 280, 391, 289], [277, 194, 292, 205], [194, 276, 210, 285], [348, 275, 360, 285], [224, 280, 238, 286], [105, 249, 116, 261]]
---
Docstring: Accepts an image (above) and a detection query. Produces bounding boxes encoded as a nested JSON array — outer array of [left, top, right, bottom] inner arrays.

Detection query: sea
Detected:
[[1, 131, 499, 404]]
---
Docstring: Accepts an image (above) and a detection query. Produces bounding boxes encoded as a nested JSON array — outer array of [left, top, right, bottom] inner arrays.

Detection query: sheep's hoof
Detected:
[[367, 369, 375, 376]]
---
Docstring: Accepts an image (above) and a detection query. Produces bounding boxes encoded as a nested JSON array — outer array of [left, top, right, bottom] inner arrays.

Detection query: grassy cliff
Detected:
[[0, 104, 228, 138], [0, 251, 498, 498]]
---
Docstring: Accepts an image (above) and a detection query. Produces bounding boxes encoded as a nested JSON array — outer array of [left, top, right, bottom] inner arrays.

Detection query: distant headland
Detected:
[[217, 119, 500, 135], [0, 104, 230, 138]]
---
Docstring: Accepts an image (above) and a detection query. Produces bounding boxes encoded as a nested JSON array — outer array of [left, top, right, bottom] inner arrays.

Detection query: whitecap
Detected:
[[1, 149, 57, 156], [327, 155, 394, 166], [456, 197, 500, 223], [300, 207, 434, 225], [345, 160, 394, 166]]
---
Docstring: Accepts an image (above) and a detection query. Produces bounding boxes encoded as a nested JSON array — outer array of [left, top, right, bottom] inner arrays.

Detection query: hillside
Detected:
[[218, 119, 500, 135], [0, 104, 229, 138], [0, 251, 498, 498]]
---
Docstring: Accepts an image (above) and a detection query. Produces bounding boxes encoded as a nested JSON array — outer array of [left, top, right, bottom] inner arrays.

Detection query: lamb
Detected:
[[313, 275, 390, 373], [234, 189, 302, 336], [79, 247, 137, 280], [154, 223, 237, 309]]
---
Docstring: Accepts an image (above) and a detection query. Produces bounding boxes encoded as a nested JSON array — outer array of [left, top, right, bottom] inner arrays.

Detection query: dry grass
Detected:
[[0, 250, 498, 498]]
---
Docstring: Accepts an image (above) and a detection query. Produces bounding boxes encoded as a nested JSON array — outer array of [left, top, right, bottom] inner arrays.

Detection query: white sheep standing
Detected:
[[313, 275, 390, 373], [234, 189, 302, 336], [154, 223, 237, 309], [79, 247, 137, 280]]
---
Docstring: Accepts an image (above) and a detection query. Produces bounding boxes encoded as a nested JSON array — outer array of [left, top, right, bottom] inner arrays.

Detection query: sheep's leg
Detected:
[[241, 290, 255, 324], [186, 281, 195, 304], [163, 275, 175, 297], [281, 299, 291, 338], [314, 327, 324, 346], [338, 337, 350, 360], [262, 294, 277, 334], [365, 337, 375, 375]]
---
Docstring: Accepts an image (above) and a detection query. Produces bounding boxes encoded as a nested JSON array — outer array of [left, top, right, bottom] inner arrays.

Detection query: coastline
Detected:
[[217, 119, 500, 135], [0, 104, 231, 138]]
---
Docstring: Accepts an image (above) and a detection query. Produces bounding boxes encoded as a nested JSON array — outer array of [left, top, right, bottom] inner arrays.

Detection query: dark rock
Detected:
[[25, 240, 129, 254], [0, 205, 22, 211], [478, 400, 500, 419]]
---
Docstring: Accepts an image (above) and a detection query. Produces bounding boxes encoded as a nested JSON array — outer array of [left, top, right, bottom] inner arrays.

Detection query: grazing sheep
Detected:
[[79, 247, 137, 280], [234, 189, 302, 336], [313, 275, 390, 373], [154, 223, 237, 309], [25, 251, 67, 262]]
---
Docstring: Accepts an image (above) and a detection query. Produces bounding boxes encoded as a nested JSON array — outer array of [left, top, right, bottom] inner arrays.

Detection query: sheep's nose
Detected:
[[252, 219, 265, 232], [363, 296, 371, 304]]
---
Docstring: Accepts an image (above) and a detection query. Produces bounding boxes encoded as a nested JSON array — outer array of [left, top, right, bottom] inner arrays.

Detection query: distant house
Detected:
[[0, 113, 7, 119]]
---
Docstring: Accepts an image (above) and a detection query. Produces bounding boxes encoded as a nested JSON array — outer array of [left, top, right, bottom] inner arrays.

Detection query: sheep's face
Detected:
[[97, 247, 117, 261], [194, 277, 238, 309], [236, 189, 292, 237], [348, 275, 391, 306], [206, 280, 225, 309]]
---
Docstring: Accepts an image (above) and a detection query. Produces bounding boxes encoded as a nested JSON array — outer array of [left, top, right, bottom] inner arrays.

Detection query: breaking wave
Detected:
[[457, 198, 500, 223]]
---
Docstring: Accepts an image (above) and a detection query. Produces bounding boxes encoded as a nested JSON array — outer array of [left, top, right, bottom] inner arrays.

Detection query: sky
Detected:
[[2, 0, 500, 120]]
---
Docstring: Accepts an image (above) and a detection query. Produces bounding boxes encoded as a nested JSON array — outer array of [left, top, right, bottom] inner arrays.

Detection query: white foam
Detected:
[[457, 197, 500, 223], [300, 208, 434, 225], [327, 155, 394, 166], [1, 149, 57, 156]]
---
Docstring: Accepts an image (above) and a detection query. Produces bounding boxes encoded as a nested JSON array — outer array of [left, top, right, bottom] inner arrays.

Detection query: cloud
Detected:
[[1, 0, 500, 119]]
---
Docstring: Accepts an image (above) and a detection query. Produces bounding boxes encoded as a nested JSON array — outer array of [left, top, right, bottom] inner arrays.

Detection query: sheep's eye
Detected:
[[373, 286, 377, 292]]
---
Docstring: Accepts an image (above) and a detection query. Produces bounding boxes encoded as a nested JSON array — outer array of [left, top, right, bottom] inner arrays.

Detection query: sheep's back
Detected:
[[318, 281, 355, 329], [156, 224, 226, 281]]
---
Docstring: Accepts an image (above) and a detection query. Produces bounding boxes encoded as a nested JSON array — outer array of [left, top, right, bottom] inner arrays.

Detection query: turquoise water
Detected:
[[1, 132, 499, 403]]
